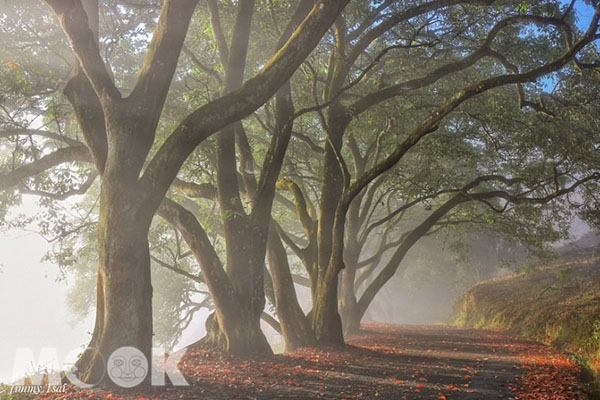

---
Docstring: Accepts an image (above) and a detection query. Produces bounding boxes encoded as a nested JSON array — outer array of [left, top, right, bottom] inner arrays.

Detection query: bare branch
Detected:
[[349, 14, 580, 116], [261, 312, 282, 334], [273, 220, 308, 263], [151, 255, 204, 285], [347, 0, 495, 67], [291, 273, 311, 287]]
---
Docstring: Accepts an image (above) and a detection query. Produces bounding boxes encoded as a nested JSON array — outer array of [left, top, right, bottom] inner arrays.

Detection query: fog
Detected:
[[0, 198, 91, 383], [0, 196, 595, 384], [0, 200, 283, 384]]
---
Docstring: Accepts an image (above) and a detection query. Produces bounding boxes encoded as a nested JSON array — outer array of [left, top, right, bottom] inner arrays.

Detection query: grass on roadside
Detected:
[[451, 253, 600, 388]]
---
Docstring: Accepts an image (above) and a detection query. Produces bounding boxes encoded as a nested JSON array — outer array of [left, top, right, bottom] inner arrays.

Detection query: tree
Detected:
[[16, 0, 349, 385], [267, 0, 600, 344]]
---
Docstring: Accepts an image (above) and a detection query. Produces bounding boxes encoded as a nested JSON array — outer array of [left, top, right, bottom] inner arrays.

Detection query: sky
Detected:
[[0, 0, 597, 385], [573, 1, 596, 29]]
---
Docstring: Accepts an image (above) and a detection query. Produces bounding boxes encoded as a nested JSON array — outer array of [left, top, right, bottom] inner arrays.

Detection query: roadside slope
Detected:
[[451, 253, 600, 389]]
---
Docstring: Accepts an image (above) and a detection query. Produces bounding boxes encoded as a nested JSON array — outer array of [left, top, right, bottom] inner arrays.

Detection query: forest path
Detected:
[[36, 323, 587, 399], [345, 323, 585, 399]]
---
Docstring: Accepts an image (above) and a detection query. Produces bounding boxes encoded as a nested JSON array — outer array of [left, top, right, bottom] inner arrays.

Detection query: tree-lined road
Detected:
[[36, 324, 586, 399], [1, 1, 599, 394]]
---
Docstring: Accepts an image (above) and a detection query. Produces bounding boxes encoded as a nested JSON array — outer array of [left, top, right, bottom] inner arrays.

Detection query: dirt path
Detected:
[[346, 324, 585, 399], [35, 323, 587, 399]]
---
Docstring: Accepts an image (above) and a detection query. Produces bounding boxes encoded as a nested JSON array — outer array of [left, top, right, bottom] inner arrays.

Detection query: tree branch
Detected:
[[157, 198, 240, 316], [129, 0, 200, 116], [171, 177, 217, 200], [205, 0, 230, 68], [348, 14, 579, 117], [18, 170, 98, 200], [45, 0, 121, 101], [347, 0, 495, 67], [276, 179, 316, 236], [139, 0, 351, 211], [0, 129, 84, 147], [0, 146, 91, 191], [261, 312, 282, 334], [150, 254, 205, 285]]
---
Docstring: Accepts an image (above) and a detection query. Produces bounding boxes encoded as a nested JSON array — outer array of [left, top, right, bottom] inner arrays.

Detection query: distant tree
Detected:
[[266, 0, 600, 343]]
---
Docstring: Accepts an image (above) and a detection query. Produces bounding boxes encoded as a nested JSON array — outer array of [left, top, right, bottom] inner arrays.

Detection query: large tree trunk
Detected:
[[209, 125, 272, 353], [311, 109, 348, 345], [76, 185, 153, 386], [312, 265, 344, 345], [205, 240, 273, 354], [310, 122, 347, 346], [203, 304, 272, 354], [310, 16, 352, 345], [198, 0, 273, 355]]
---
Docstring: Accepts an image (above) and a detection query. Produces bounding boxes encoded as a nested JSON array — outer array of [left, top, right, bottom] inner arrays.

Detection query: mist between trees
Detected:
[[0, 0, 599, 388]]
